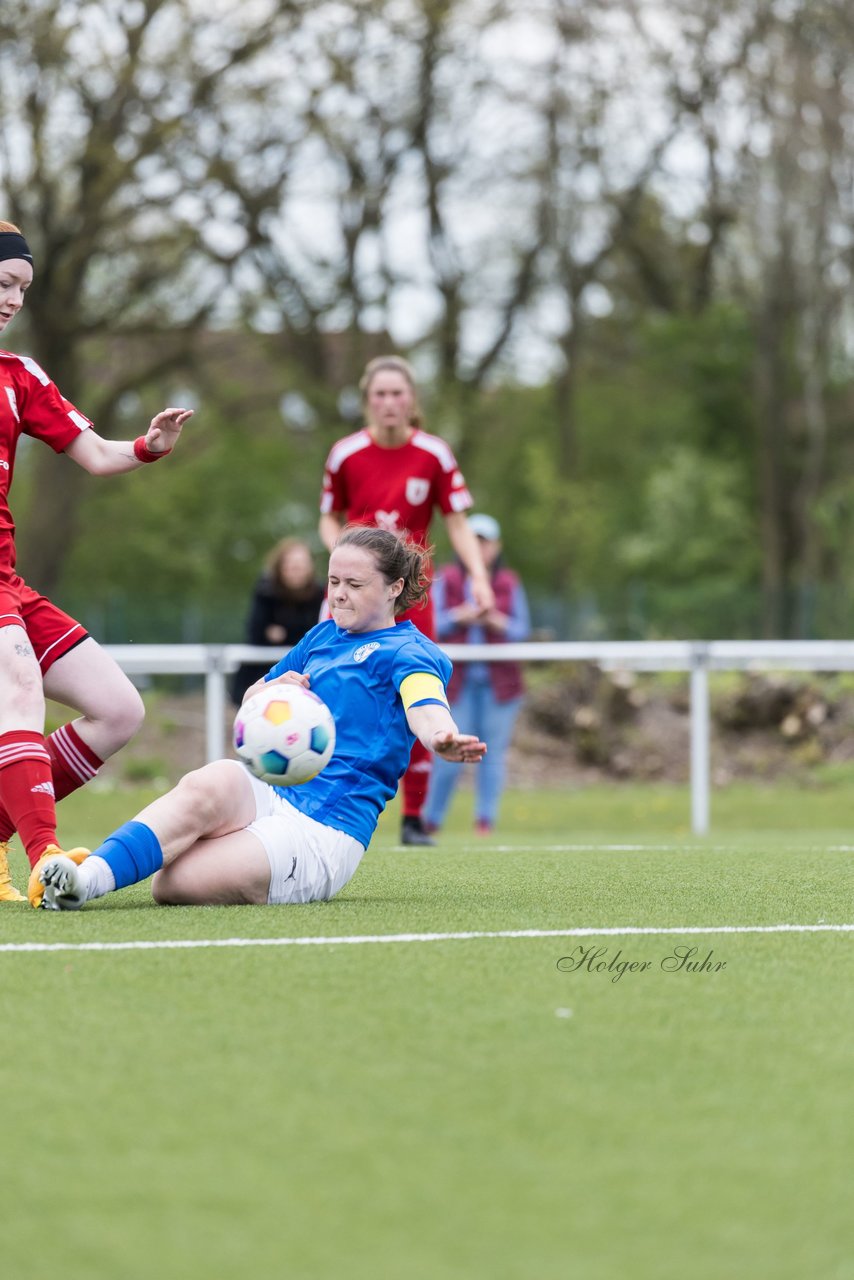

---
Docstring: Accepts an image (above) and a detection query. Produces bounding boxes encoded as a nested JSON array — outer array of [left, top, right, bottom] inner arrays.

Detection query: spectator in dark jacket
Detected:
[[230, 538, 325, 705], [422, 514, 530, 836]]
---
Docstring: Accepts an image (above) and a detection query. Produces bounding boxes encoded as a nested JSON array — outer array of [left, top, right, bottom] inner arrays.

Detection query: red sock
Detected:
[[0, 730, 58, 867], [402, 739, 432, 819], [46, 722, 103, 800], [0, 723, 103, 842]]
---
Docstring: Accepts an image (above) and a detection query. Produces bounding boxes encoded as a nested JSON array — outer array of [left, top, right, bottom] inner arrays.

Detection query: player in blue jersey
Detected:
[[34, 526, 487, 909]]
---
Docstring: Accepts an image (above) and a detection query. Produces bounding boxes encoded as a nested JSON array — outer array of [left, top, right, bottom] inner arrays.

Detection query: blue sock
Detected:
[[92, 820, 164, 891]]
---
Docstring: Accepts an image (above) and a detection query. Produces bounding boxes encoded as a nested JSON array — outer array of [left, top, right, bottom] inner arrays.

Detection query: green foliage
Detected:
[[617, 446, 759, 585], [8, 288, 843, 644], [50, 346, 336, 637], [449, 306, 759, 624], [26, 302, 765, 640], [119, 756, 172, 785]]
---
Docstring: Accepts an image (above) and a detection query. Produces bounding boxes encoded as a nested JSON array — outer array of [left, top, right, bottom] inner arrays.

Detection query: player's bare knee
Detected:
[[108, 682, 145, 744], [173, 763, 233, 828]]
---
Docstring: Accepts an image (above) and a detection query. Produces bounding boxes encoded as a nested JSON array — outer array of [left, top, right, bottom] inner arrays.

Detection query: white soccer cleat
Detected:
[[39, 855, 87, 912]]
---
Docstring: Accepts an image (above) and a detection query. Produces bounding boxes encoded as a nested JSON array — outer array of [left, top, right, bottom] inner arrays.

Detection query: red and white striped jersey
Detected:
[[320, 427, 473, 547], [0, 351, 91, 574]]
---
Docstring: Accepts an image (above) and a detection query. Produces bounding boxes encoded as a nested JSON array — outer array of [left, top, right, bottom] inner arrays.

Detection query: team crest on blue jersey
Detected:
[[353, 642, 381, 663]]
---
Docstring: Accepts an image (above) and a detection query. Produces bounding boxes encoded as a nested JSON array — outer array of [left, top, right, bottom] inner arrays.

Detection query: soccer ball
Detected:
[[233, 683, 335, 786]]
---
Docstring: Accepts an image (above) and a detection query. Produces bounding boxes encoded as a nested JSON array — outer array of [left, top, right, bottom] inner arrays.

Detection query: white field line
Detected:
[[459, 845, 853, 853], [2, 921, 854, 954]]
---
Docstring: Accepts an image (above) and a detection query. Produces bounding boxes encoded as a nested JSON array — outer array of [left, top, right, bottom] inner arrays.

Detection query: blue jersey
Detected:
[[263, 619, 453, 848]]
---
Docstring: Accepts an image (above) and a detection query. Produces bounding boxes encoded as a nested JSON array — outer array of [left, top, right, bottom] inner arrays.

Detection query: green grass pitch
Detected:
[[2, 781, 854, 1280]]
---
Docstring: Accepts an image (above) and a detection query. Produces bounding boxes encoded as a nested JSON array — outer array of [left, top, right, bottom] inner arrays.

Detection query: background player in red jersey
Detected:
[[319, 354, 493, 845], [0, 220, 193, 906]]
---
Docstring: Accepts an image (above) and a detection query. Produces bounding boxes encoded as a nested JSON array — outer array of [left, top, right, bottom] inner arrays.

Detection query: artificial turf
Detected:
[[2, 782, 853, 1279]]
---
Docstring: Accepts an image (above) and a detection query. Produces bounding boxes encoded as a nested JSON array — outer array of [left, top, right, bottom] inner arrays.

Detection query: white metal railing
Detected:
[[104, 640, 854, 836]]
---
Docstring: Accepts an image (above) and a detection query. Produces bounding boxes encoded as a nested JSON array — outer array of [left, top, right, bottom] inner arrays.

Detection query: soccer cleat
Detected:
[[38, 855, 90, 912], [28, 845, 90, 910], [0, 840, 25, 903], [401, 815, 436, 847]]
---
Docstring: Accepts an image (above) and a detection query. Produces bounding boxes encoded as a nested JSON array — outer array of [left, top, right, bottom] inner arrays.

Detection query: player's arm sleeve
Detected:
[[319, 466, 335, 515], [320, 455, 348, 516], [436, 451, 473, 516], [22, 370, 92, 452]]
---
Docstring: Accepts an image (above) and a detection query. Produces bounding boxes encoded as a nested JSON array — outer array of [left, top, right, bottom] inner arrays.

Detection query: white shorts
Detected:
[[241, 766, 365, 905]]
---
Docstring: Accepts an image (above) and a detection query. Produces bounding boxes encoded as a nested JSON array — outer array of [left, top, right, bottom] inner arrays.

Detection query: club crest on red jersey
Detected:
[[405, 477, 430, 506]]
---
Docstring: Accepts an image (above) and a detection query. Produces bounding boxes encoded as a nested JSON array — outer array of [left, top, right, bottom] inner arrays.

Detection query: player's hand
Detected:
[[431, 731, 487, 763], [481, 609, 509, 634], [145, 407, 194, 453], [269, 672, 310, 690], [241, 671, 308, 705], [453, 602, 487, 625], [470, 577, 495, 613]]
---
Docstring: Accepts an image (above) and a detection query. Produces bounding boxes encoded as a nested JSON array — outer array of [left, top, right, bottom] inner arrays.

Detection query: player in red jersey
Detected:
[[0, 220, 193, 906], [319, 355, 493, 845]]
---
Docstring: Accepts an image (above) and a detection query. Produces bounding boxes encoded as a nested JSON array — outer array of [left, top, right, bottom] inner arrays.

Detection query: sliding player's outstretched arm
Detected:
[[407, 701, 487, 764]]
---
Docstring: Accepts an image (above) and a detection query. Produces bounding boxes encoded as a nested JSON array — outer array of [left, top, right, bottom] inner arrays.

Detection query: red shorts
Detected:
[[0, 573, 88, 673]]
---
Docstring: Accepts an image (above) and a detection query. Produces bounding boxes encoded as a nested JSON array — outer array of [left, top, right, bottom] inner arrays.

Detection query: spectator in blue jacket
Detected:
[[423, 514, 530, 837]]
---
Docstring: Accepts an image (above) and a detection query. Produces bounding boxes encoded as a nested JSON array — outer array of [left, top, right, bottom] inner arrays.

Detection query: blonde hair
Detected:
[[359, 355, 423, 428], [0, 221, 23, 233]]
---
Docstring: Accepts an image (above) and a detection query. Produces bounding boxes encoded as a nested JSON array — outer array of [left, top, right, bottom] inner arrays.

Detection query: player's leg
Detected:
[[150, 829, 273, 905], [5, 634, 146, 903], [39, 759, 261, 910], [0, 843, 25, 902], [0, 591, 143, 857], [0, 619, 63, 880], [0, 612, 35, 898], [42, 636, 145, 782], [473, 693, 523, 833], [41, 763, 365, 909], [155, 801, 364, 907], [399, 595, 437, 844], [400, 740, 434, 843]]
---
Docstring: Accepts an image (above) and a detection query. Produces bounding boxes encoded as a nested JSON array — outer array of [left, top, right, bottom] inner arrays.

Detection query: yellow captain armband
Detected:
[[400, 672, 449, 711]]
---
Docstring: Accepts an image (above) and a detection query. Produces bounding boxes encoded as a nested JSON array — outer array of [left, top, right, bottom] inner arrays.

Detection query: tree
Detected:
[[4, 0, 854, 643], [628, 0, 854, 633], [0, 0, 304, 589]]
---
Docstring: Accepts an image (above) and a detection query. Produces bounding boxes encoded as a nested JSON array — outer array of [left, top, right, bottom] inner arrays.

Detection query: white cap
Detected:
[[468, 513, 501, 541]]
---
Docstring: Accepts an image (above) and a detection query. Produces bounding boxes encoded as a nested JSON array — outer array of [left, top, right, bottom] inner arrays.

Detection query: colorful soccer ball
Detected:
[[233, 683, 336, 786]]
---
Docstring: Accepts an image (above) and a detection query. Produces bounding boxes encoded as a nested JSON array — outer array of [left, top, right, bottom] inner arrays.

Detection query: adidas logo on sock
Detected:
[[30, 781, 56, 796]]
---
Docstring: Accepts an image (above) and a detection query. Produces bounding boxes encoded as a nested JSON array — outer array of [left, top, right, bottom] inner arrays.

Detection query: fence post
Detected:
[[690, 643, 710, 835], [206, 647, 228, 763]]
